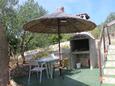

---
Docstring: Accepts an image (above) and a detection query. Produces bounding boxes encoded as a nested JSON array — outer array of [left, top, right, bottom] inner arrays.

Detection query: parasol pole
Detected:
[[57, 19, 61, 60], [57, 18, 62, 76]]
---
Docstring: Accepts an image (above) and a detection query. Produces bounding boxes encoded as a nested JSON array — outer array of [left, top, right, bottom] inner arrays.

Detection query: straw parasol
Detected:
[[24, 7, 96, 33], [23, 7, 96, 76]]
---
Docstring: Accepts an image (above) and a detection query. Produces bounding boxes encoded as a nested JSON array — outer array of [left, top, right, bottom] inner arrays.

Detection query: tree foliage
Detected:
[[0, 0, 48, 63], [0, 0, 19, 57], [105, 12, 115, 23], [105, 12, 115, 33], [15, 0, 47, 63], [90, 27, 101, 39], [91, 12, 115, 39]]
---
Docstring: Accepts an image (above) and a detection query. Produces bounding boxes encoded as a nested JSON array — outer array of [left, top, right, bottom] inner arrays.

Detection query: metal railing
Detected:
[[98, 25, 111, 84]]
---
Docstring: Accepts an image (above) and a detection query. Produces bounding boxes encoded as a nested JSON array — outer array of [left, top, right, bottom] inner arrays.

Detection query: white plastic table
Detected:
[[37, 55, 59, 78]]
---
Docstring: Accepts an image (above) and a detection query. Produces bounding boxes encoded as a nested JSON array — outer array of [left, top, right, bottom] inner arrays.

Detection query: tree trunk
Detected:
[[21, 51, 25, 64], [20, 31, 26, 64], [0, 24, 9, 86], [20, 31, 33, 64]]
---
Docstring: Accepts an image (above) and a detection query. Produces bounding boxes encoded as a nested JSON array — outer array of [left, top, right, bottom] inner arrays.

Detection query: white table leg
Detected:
[[45, 63, 49, 79]]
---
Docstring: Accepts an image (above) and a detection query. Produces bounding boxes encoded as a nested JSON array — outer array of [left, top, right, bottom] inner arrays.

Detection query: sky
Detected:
[[19, 0, 115, 25]]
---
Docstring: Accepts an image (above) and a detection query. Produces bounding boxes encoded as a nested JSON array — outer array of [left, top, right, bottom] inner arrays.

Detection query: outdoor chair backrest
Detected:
[[29, 60, 46, 69]]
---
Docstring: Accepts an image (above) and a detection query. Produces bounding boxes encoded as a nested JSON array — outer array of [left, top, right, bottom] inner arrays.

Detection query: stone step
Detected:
[[105, 61, 115, 67], [104, 75, 115, 78], [103, 69, 115, 75], [101, 84, 115, 86], [108, 49, 115, 54], [107, 55, 115, 60], [102, 76, 115, 84], [108, 51, 115, 54], [109, 45, 115, 49]]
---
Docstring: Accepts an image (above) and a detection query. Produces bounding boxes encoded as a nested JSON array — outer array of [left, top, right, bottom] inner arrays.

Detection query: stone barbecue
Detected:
[[70, 32, 97, 69]]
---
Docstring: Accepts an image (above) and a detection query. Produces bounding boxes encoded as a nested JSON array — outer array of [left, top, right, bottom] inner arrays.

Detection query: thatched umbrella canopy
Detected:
[[24, 8, 96, 33]]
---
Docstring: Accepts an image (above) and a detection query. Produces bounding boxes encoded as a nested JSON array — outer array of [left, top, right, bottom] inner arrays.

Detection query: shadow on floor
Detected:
[[14, 69, 99, 86], [14, 74, 89, 86]]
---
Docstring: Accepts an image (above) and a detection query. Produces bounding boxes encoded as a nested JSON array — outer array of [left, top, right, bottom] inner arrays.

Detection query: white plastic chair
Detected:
[[48, 53, 59, 78], [28, 60, 48, 84]]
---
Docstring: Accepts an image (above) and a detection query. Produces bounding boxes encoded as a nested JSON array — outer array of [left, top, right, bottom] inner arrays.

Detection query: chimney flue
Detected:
[[57, 7, 64, 12], [76, 13, 90, 20]]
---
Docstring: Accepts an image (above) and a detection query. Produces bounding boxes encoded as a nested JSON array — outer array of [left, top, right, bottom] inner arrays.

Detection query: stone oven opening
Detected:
[[70, 39, 89, 52]]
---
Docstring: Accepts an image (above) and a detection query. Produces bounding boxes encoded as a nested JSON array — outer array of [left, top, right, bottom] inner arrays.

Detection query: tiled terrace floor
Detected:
[[14, 68, 100, 86]]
